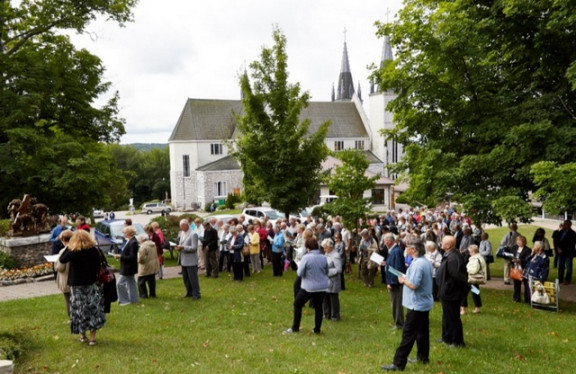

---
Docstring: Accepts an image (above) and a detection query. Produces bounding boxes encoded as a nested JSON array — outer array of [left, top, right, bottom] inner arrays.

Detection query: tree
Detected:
[[374, 0, 576, 225], [0, 0, 136, 216], [531, 161, 576, 215], [233, 27, 330, 216], [323, 150, 378, 230], [105, 144, 171, 208]]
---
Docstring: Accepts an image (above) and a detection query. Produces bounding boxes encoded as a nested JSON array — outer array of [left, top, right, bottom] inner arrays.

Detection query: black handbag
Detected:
[[496, 246, 513, 259]]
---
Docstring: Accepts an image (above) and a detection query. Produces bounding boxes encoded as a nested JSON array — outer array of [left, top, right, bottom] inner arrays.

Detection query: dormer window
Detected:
[[334, 141, 344, 151], [211, 143, 223, 155], [355, 140, 364, 150]]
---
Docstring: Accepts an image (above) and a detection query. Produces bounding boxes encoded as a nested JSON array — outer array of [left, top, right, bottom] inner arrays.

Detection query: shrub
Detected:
[[0, 251, 20, 270], [0, 331, 29, 360], [152, 213, 199, 242], [225, 193, 240, 209], [0, 219, 9, 237]]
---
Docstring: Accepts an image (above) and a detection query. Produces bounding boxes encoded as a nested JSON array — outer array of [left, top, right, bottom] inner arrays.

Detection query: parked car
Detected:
[[141, 202, 172, 215], [94, 219, 145, 253], [242, 207, 282, 225], [92, 209, 105, 218]]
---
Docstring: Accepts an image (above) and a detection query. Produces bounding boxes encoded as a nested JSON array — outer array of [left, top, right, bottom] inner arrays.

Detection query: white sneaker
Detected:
[[283, 328, 297, 334]]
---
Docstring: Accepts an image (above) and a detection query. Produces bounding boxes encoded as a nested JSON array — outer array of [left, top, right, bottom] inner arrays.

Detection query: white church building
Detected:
[[168, 35, 403, 211]]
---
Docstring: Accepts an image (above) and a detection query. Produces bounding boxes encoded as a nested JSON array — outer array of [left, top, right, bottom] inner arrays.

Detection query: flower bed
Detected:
[[0, 263, 53, 286]]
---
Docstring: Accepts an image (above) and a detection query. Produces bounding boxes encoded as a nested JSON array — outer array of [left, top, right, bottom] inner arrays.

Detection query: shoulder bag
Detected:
[[509, 264, 523, 281], [97, 249, 115, 284]]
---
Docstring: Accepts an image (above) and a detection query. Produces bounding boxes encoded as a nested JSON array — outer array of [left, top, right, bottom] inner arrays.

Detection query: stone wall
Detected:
[[0, 234, 51, 267]]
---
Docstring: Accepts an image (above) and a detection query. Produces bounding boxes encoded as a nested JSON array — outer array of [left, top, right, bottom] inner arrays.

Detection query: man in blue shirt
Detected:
[[381, 235, 433, 371], [50, 216, 69, 255]]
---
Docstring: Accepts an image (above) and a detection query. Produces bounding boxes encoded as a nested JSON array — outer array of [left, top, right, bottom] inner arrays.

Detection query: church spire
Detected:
[[381, 34, 394, 67], [335, 28, 355, 101]]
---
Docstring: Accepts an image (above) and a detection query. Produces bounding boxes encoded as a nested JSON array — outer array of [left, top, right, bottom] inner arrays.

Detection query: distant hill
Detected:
[[129, 143, 168, 152]]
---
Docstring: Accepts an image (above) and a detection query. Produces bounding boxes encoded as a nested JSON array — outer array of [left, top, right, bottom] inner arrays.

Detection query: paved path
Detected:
[[1, 266, 575, 303], [0, 266, 181, 302]]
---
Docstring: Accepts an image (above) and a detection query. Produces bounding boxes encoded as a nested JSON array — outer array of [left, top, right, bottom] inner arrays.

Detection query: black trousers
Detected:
[[291, 289, 326, 333], [138, 274, 156, 298], [233, 261, 244, 281], [219, 251, 232, 272], [461, 285, 482, 307], [393, 309, 430, 369], [272, 252, 284, 276], [243, 255, 251, 276], [441, 299, 464, 346]]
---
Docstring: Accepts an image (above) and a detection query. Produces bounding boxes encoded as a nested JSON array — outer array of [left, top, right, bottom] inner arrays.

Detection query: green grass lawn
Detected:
[[2, 261, 576, 373]]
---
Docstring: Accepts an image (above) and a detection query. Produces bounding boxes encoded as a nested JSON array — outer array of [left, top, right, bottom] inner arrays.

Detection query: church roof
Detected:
[[363, 150, 383, 164], [169, 99, 368, 142], [169, 99, 241, 141], [196, 155, 240, 172]]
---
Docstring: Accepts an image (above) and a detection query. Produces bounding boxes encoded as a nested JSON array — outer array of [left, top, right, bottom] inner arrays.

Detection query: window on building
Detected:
[[215, 181, 227, 197], [355, 140, 364, 150], [334, 141, 344, 151], [211, 143, 223, 155], [372, 188, 385, 205], [183, 155, 190, 177]]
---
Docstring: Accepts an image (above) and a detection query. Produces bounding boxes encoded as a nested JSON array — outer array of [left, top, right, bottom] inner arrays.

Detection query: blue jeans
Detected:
[[116, 274, 138, 304], [558, 255, 573, 283]]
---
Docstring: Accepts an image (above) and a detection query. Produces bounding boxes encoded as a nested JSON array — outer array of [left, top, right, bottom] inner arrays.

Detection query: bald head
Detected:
[[442, 235, 456, 252]]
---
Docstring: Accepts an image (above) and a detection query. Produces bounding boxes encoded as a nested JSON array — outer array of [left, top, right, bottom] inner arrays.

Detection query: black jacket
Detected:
[[558, 229, 576, 258], [202, 226, 219, 252], [59, 247, 100, 286], [437, 249, 468, 301], [120, 237, 139, 276]]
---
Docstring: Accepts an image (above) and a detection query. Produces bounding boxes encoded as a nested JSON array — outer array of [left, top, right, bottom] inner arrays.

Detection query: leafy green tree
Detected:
[[532, 161, 576, 215], [105, 144, 170, 208], [374, 0, 576, 225], [0, 0, 136, 216], [323, 150, 378, 230], [233, 27, 330, 216]]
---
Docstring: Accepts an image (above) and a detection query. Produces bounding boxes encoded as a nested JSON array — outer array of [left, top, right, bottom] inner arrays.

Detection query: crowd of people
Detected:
[[49, 205, 567, 366]]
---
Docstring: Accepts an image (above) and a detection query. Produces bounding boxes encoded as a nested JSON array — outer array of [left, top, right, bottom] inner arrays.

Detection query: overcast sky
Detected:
[[71, 0, 404, 144]]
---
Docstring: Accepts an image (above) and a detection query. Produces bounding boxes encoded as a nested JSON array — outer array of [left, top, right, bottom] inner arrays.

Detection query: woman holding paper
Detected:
[[462, 245, 486, 314]]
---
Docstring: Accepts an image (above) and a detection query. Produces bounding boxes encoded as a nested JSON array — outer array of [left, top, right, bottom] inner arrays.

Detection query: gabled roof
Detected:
[[196, 155, 240, 172], [363, 150, 383, 164], [169, 99, 369, 142], [169, 99, 241, 141]]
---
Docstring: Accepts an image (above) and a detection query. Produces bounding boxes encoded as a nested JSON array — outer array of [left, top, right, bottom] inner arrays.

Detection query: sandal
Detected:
[[80, 336, 88, 343], [89, 340, 97, 346]]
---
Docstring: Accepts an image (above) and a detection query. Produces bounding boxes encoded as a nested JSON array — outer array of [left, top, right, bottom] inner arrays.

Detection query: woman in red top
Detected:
[[75, 216, 91, 232]]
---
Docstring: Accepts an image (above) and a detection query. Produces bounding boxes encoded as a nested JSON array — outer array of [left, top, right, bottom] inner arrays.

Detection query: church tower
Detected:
[[333, 39, 355, 101], [369, 34, 402, 179]]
